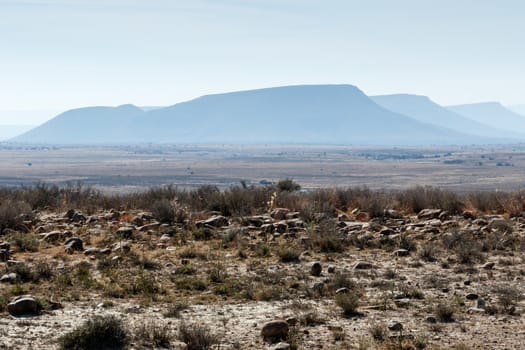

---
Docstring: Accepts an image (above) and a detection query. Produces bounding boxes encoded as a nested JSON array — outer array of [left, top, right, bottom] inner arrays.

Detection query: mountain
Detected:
[[13, 104, 145, 143], [128, 85, 480, 145], [448, 102, 525, 134], [508, 105, 525, 117], [0, 125, 35, 141], [371, 94, 521, 140], [13, 84, 481, 145]]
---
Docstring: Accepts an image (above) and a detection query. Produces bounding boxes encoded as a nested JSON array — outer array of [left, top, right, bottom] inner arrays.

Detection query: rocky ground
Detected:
[[1, 204, 524, 349]]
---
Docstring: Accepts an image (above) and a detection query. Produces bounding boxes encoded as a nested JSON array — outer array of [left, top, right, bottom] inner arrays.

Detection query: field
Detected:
[[1, 145, 525, 349], [1, 144, 525, 192]]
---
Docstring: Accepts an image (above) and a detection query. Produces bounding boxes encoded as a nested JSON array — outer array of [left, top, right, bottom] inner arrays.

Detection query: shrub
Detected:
[[434, 302, 455, 322], [418, 243, 438, 262], [335, 292, 360, 316], [58, 315, 128, 350], [134, 320, 172, 348], [0, 200, 32, 233], [277, 178, 301, 192], [150, 199, 175, 223], [369, 323, 387, 341], [7, 232, 39, 252], [163, 301, 189, 318], [275, 246, 301, 263], [177, 323, 219, 350]]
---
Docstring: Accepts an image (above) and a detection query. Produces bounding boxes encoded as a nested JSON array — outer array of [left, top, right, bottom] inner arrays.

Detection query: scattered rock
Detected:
[[387, 320, 403, 332], [196, 215, 229, 228], [0, 273, 19, 283], [482, 262, 495, 270], [353, 261, 373, 269], [261, 320, 289, 341], [393, 249, 410, 257], [64, 237, 83, 252], [7, 296, 39, 317], [310, 261, 322, 276], [417, 209, 442, 220], [274, 342, 291, 350], [116, 226, 134, 239]]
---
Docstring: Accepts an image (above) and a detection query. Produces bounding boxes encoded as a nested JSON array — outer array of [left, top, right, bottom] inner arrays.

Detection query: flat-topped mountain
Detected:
[[371, 94, 521, 139], [448, 102, 525, 135], [12, 85, 478, 145]]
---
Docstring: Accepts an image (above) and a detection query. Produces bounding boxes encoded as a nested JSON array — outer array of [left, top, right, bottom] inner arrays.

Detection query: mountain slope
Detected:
[[0, 125, 35, 141], [371, 94, 521, 140], [11, 85, 483, 145], [509, 105, 525, 117], [129, 85, 476, 145], [13, 104, 144, 143], [448, 102, 525, 134]]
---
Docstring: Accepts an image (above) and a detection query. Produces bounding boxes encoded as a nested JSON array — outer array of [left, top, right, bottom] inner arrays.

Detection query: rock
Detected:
[[116, 227, 134, 239], [482, 262, 495, 270], [261, 320, 289, 341], [40, 230, 62, 243], [112, 241, 131, 253], [387, 320, 403, 331], [196, 216, 229, 228], [384, 209, 402, 219], [393, 249, 410, 257], [7, 296, 39, 317], [271, 208, 290, 220], [353, 261, 373, 269], [273, 221, 288, 234], [417, 209, 442, 220], [477, 298, 486, 309], [466, 293, 479, 300], [64, 237, 83, 252], [380, 228, 396, 236], [0, 273, 19, 283], [327, 265, 336, 274], [274, 342, 291, 350], [0, 249, 10, 262], [425, 316, 437, 324], [335, 287, 349, 295], [310, 261, 322, 276], [467, 307, 485, 314], [71, 211, 86, 222]]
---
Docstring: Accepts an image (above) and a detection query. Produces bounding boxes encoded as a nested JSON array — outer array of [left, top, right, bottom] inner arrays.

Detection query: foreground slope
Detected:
[[448, 102, 525, 134], [372, 94, 521, 140]]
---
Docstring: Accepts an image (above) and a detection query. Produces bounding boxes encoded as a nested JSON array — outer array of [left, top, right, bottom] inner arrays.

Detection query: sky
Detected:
[[1, 0, 524, 124]]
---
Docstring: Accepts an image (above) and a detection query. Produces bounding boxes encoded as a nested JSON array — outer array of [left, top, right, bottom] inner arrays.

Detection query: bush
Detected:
[[434, 302, 455, 322], [134, 320, 172, 348], [59, 315, 128, 350], [277, 178, 301, 192], [177, 323, 219, 350], [335, 292, 360, 316], [0, 200, 32, 234], [275, 246, 301, 263], [7, 232, 39, 252], [150, 199, 175, 223]]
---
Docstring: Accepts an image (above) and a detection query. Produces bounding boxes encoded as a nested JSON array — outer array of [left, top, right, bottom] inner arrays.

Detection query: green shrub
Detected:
[[59, 315, 128, 350], [177, 323, 219, 350], [335, 292, 360, 316]]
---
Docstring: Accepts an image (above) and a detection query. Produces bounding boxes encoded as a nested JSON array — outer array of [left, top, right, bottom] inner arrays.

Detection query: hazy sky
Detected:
[[1, 0, 524, 124]]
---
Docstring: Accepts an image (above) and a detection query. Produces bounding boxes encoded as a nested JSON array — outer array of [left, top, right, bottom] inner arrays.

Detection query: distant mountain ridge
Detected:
[[371, 94, 523, 140], [10, 84, 517, 145], [448, 102, 525, 135]]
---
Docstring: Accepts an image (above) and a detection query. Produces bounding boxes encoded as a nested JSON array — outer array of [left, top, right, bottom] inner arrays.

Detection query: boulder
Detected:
[[64, 237, 83, 252], [196, 216, 229, 228], [261, 320, 289, 341], [310, 261, 322, 276], [0, 273, 19, 283], [7, 296, 39, 317], [417, 209, 442, 220], [387, 320, 403, 331], [353, 261, 373, 270], [116, 227, 134, 239], [270, 208, 290, 220]]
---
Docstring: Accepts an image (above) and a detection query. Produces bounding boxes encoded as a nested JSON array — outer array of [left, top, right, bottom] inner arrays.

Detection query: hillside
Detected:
[[12, 104, 145, 144], [371, 94, 522, 140], [0, 125, 35, 141], [448, 102, 525, 135]]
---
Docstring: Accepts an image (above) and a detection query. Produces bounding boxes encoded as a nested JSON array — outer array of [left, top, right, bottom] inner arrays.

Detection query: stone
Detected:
[[387, 320, 403, 331], [425, 316, 437, 324], [7, 296, 39, 317], [466, 293, 479, 300], [0, 249, 10, 262], [353, 261, 373, 269], [417, 209, 442, 220], [112, 241, 131, 253], [271, 208, 290, 220], [116, 227, 134, 239], [482, 262, 495, 270], [274, 342, 291, 350], [327, 265, 336, 273], [393, 249, 410, 257], [335, 287, 349, 295], [196, 215, 229, 228], [477, 298, 486, 309], [261, 320, 289, 341], [64, 237, 83, 252], [0, 273, 19, 283], [310, 261, 322, 276], [40, 230, 62, 243]]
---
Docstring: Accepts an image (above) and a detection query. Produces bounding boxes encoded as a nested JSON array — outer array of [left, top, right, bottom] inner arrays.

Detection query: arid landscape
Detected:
[[0, 181, 524, 349], [2, 144, 525, 192]]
